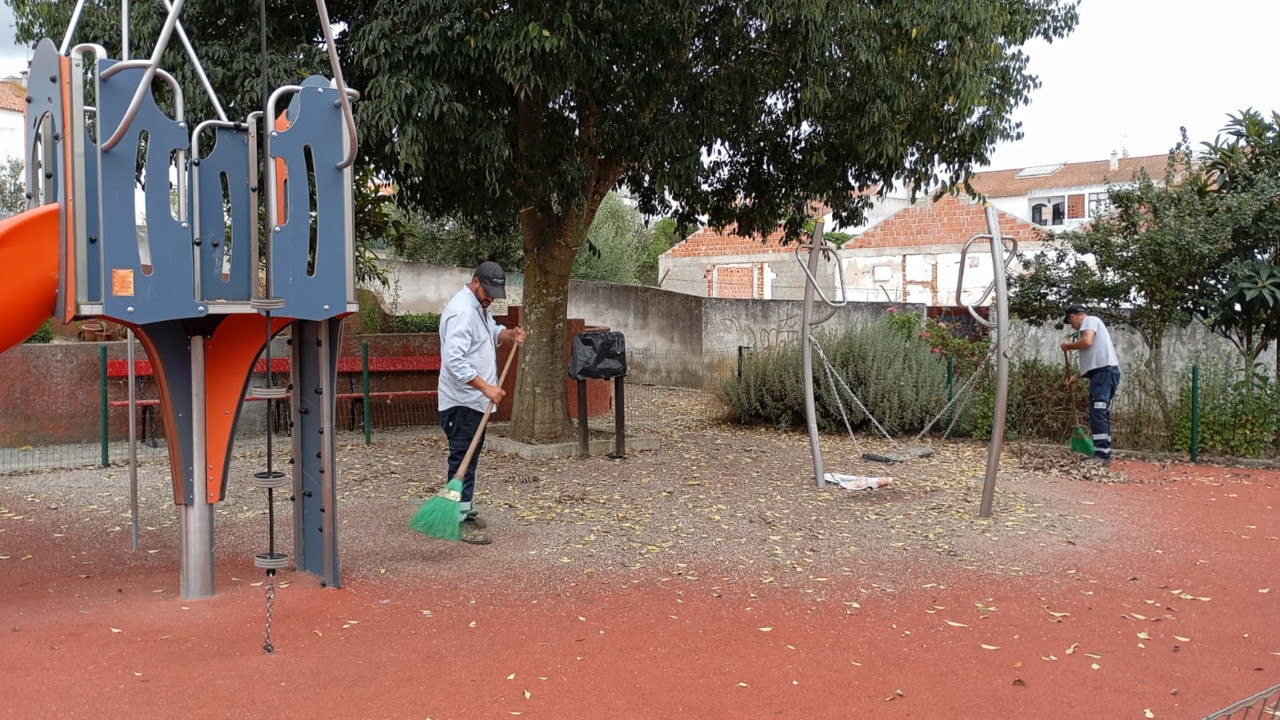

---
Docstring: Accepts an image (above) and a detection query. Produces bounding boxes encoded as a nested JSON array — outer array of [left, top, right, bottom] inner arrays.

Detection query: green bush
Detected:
[[23, 319, 53, 344], [385, 312, 440, 334], [356, 287, 385, 334], [720, 318, 950, 435], [970, 357, 1079, 441], [1171, 360, 1278, 458]]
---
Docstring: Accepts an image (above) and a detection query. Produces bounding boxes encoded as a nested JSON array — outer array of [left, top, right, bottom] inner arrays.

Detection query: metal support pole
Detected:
[[945, 355, 955, 440], [1190, 365, 1200, 463], [613, 377, 626, 458], [127, 330, 139, 550], [179, 335, 215, 598], [99, 345, 109, 466], [801, 221, 826, 487], [979, 205, 1010, 518], [577, 379, 589, 456], [362, 341, 371, 445]]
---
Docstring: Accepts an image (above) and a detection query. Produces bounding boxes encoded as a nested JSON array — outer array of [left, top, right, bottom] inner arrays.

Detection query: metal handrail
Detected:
[[191, 119, 249, 297], [793, 220, 848, 309], [314, 0, 358, 169], [100, 0, 187, 152]]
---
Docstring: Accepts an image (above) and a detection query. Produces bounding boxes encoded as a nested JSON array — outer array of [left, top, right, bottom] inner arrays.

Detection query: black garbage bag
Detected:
[[568, 331, 627, 380]]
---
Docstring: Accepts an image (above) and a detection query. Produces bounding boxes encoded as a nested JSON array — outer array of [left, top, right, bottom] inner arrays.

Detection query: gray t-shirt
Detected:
[[1078, 315, 1119, 375]]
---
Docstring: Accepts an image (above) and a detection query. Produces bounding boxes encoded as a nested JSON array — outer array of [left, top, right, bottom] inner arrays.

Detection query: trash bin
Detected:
[[567, 331, 627, 457]]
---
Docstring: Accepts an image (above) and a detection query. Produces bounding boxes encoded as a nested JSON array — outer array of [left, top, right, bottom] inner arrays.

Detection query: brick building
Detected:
[[657, 152, 1170, 304]]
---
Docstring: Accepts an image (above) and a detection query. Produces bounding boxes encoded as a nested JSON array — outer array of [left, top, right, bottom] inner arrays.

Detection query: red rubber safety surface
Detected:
[[2, 460, 1278, 719]]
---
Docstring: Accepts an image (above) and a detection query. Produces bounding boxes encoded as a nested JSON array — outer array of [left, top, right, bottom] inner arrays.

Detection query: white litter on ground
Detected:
[[824, 473, 892, 491]]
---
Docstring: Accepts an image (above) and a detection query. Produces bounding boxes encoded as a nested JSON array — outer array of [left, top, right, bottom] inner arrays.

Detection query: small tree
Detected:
[[571, 192, 647, 284], [1010, 140, 1229, 425], [1199, 109, 1280, 379], [0, 157, 25, 218], [639, 217, 692, 287]]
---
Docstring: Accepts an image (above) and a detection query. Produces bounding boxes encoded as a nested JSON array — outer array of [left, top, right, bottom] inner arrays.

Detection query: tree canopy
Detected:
[[13, 0, 1080, 442]]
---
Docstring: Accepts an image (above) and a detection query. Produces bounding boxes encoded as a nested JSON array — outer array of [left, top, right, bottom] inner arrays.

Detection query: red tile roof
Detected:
[[852, 194, 1045, 250], [969, 154, 1173, 198], [0, 81, 24, 114]]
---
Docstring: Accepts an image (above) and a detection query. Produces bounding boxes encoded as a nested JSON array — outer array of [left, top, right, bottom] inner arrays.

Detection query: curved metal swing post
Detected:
[[59, 0, 89, 55], [314, 0, 359, 169], [978, 204, 1012, 518], [798, 219, 848, 487], [956, 227, 1018, 329]]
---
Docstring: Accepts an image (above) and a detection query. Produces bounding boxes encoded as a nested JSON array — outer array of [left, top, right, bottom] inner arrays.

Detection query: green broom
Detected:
[[409, 345, 518, 540], [1064, 351, 1095, 456]]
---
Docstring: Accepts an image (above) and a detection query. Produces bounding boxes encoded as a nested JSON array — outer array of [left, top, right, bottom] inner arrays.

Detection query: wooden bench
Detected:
[[105, 359, 163, 446], [106, 354, 442, 437]]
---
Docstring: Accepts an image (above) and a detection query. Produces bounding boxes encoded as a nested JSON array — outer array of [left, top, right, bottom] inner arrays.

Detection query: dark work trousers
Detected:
[[440, 406, 487, 507], [1085, 366, 1121, 461]]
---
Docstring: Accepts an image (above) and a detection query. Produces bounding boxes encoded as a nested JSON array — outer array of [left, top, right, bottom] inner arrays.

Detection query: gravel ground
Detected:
[[0, 388, 1133, 597]]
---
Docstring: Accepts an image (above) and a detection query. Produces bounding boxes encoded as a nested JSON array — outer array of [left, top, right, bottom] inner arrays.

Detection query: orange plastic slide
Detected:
[[0, 204, 61, 353]]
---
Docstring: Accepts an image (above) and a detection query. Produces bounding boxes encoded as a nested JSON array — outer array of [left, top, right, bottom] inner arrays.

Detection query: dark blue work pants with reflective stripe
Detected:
[[440, 406, 486, 508], [1085, 366, 1121, 461]]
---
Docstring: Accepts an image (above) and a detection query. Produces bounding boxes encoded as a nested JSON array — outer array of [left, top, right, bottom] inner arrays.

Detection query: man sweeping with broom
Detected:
[[1061, 304, 1121, 468], [414, 261, 525, 545]]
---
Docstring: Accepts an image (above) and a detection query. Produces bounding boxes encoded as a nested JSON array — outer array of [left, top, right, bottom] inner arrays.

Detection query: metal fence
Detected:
[[1200, 683, 1280, 720]]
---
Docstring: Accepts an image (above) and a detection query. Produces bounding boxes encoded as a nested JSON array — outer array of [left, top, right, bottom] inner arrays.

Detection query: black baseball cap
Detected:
[[1063, 304, 1087, 323], [475, 261, 507, 299]]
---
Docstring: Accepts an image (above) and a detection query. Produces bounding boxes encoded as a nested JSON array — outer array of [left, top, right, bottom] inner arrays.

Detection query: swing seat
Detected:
[[863, 445, 934, 463]]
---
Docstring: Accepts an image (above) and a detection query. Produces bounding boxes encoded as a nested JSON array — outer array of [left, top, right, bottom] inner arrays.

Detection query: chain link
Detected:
[[263, 571, 276, 654]]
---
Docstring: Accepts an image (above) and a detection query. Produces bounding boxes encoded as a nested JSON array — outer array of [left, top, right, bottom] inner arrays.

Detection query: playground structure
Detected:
[[796, 206, 1015, 518], [0, 1, 359, 602]]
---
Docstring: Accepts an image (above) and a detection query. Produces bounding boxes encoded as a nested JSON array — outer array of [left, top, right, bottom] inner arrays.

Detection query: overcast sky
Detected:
[[987, 0, 1280, 170], [1, 0, 1274, 174], [0, 3, 25, 77]]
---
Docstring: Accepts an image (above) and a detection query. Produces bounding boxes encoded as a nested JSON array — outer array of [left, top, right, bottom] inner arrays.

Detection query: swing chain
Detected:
[[910, 342, 999, 443], [811, 335, 997, 450], [263, 570, 277, 654]]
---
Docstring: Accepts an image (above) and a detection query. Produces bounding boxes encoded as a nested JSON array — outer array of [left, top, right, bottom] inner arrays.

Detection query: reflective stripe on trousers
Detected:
[[1086, 366, 1121, 460]]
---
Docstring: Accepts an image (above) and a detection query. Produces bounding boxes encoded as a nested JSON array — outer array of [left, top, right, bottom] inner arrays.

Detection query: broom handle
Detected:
[[452, 344, 519, 480], [1064, 350, 1082, 425]]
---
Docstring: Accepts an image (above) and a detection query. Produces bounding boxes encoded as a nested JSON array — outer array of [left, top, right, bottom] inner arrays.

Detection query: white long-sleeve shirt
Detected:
[[437, 286, 504, 414]]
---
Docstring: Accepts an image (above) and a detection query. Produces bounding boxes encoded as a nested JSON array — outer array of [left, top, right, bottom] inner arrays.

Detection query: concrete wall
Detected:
[[1013, 317, 1275, 393], [378, 260, 526, 317], [358, 264, 1280, 394]]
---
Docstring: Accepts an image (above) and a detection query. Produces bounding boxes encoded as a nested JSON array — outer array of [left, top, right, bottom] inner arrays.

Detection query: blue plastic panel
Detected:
[[25, 39, 62, 205], [267, 76, 350, 321], [27, 40, 71, 317], [81, 122, 102, 303], [95, 58, 199, 324], [194, 126, 252, 302]]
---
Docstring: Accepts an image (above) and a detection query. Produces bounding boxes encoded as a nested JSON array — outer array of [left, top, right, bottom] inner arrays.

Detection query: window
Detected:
[[1087, 192, 1111, 218], [1029, 196, 1066, 226]]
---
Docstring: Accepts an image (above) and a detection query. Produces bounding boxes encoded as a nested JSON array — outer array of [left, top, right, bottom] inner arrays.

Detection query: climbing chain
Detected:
[[263, 570, 276, 654]]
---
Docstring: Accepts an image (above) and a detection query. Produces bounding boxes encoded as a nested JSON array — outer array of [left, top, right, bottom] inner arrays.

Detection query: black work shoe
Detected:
[[464, 515, 487, 530], [460, 523, 492, 545], [1082, 456, 1111, 468]]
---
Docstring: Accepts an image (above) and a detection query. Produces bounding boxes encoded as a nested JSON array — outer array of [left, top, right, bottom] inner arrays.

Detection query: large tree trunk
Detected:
[[509, 219, 581, 443]]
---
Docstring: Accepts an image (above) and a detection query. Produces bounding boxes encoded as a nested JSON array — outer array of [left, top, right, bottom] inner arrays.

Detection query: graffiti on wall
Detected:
[[726, 312, 803, 349]]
